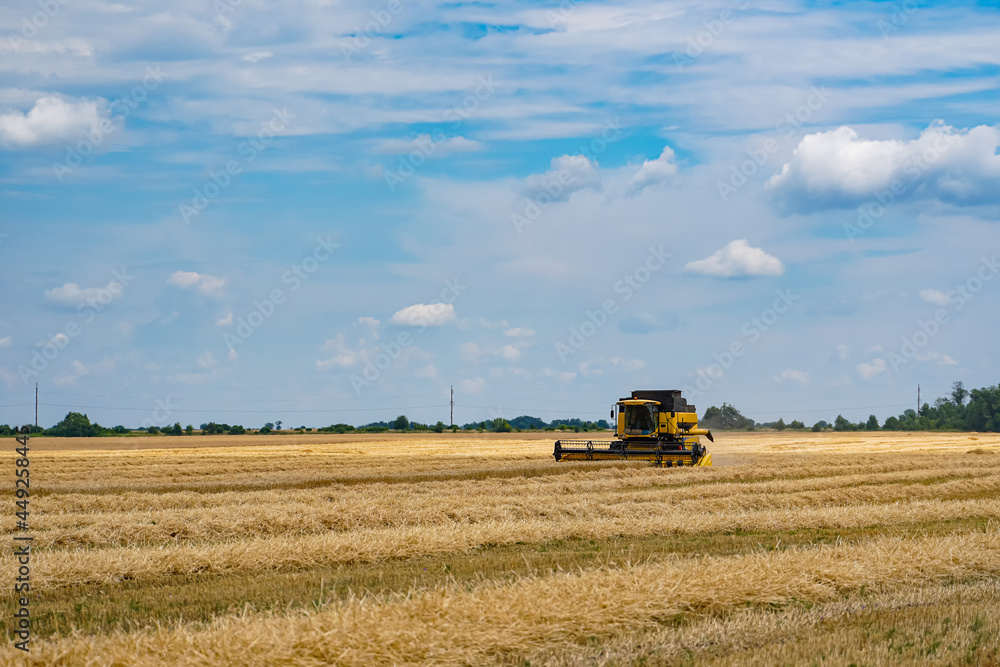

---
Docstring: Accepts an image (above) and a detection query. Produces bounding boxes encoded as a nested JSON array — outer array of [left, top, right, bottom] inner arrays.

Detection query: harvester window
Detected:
[[624, 404, 656, 435]]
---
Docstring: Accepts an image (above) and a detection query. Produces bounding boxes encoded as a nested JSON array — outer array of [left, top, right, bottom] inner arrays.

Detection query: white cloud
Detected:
[[537, 367, 577, 383], [243, 51, 273, 63], [197, 350, 217, 369], [836, 344, 849, 361], [625, 146, 678, 196], [375, 133, 482, 156], [914, 351, 958, 366], [58, 357, 115, 385], [501, 344, 520, 361], [390, 303, 456, 326], [215, 312, 233, 326], [0, 96, 108, 148], [521, 154, 601, 202], [0, 336, 10, 347], [228, 348, 238, 361], [37, 333, 69, 347], [685, 239, 783, 278], [358, 316, 380, 339], [460, 377, 486, 393], [766, 122, 1000, 211], [778, 368, 809, 384], [504, 327, 535, 337], [857, 358, 887, 380], [167, 271, 226, 295], [459, 342, 482, 363], [580, 356, 644, 377], [919, 289, 950, 306], [44, 279, 124, 307], [415, 364, 438, 379], [317, 335, 358, 370]]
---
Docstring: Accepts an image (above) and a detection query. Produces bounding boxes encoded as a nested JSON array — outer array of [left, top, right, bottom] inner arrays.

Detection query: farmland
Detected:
[[3, 431, 1000, 665]]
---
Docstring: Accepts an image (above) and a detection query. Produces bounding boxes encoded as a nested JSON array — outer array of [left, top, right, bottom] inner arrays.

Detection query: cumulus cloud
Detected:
[[857, 358, 887, 380], [501, 344, 520, 361], [521, 154, 601, 203], [777, 368, 809, 384], [390, 303, 455, 326], [504, 327, 535, 337], [919, 289, 950, 306], [45, 279, 124, 307], [0, 96, 108, 148], [197, 350, 217, 369], [685, 239, 783, 278], [766, 122, 1000, 212], [316, 335, 358, 370], [167, 271, 226, 295], [625, 146, 678, 196]]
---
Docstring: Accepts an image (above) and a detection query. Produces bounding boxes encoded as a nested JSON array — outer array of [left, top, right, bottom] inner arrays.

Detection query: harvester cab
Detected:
[[553, 390, 713, 466]]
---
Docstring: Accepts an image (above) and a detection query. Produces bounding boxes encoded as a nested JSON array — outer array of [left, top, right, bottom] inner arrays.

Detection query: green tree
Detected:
[[833, 415, 856, 432], [434, 421, 445, 433], [170, 422, 183, 436], [811, 422, 823, 432], [775, 418, 786, 431], [147, 425, 160, 434], [865, 414, 880, 431], [490, 418, 512, 433], [392, 415, 410, 431], [229, 425, 246, 435], [701, 403, 754, 430], [951, 381, 968, 406], [47, 412, 100, 437], [185, 424, 194, 435], [789, 420, 805, 430]]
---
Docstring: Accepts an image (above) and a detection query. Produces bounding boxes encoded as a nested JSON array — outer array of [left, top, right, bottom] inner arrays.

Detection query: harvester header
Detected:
[[553, 389, 712, 466]]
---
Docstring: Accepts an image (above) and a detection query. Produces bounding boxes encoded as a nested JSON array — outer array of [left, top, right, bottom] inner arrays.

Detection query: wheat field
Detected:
[[3, 431, 1000, 665]]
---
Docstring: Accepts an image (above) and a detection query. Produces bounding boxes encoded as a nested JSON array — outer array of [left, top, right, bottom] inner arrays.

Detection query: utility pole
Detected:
[[34, 383, 38, 428], [450, 385, 454, 427], [917, 384, 920, 416]]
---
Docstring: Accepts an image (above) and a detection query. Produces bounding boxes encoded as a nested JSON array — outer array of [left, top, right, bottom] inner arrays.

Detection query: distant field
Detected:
[[3, 431, 999, 665]]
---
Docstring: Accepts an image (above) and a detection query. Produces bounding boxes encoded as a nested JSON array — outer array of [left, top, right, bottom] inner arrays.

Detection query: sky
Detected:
[[1, 0, 998, 430]]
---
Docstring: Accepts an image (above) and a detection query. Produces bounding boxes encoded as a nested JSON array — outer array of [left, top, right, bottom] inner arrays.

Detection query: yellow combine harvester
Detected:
[[553, 390, 713, 466]]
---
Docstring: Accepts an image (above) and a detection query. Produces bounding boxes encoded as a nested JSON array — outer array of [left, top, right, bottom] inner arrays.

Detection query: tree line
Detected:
[[1, 412, 612, 437], [702, 382, 1000, 432]]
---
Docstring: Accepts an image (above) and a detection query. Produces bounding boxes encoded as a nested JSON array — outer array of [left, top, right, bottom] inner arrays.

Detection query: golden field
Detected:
[[3, 430, 1000, 665]]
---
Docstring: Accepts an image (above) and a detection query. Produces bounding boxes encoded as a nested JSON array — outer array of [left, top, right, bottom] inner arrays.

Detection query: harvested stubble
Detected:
[[4, 431, 999, 665], [509, 578, 1000, 666], [6, 528, 1000, 666]]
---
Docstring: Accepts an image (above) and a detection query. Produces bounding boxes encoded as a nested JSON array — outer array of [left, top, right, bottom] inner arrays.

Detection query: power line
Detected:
[[40, 390, 440, 403]]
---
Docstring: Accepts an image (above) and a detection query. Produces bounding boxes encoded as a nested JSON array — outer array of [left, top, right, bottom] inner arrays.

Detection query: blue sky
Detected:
[[1, 0, 998, 429]]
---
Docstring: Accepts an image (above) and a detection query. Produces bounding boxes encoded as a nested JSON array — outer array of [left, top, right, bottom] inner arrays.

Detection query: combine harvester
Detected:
[[553, 390, 713, 467]]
